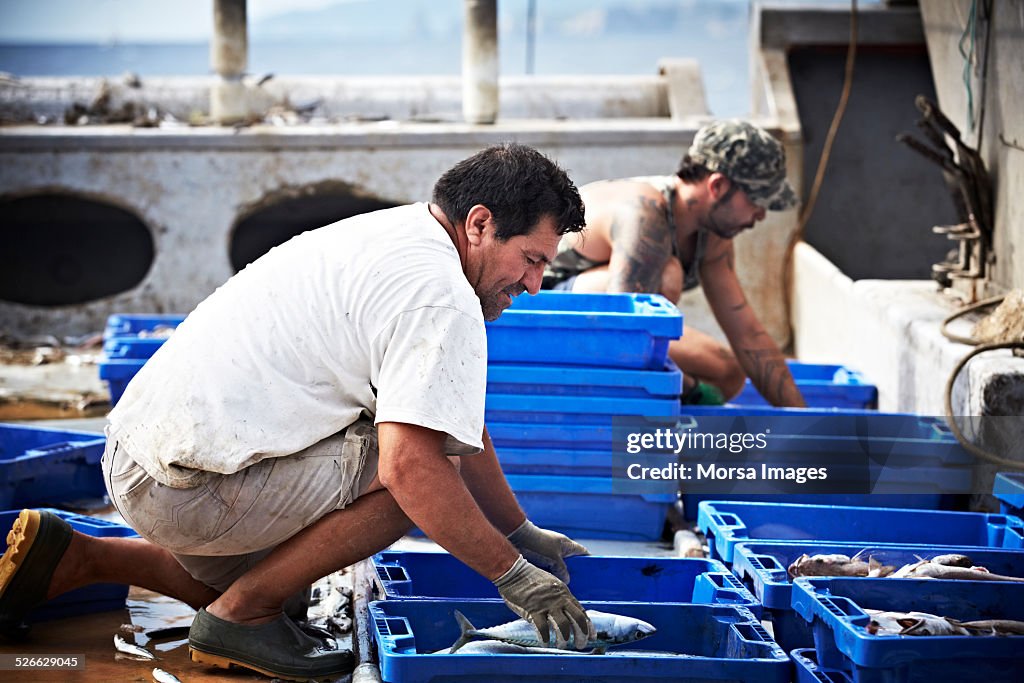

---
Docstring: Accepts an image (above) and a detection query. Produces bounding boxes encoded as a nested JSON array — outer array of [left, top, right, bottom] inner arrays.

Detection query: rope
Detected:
[[939, 294, 1005, 345], [944, 341, 1024, 471]]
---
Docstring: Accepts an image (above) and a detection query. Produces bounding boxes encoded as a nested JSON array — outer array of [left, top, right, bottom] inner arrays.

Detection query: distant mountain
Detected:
[[250, 0, 750, 42]]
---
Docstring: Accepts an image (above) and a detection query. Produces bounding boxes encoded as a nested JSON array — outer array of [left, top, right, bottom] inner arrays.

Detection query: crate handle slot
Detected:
[[377, 565, 410, 582], [712, 512, 741, 528], [754, 553, 783, 571]]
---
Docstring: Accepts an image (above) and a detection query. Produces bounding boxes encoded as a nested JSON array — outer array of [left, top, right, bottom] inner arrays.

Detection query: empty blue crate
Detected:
[[485, 291, 682, 369], [791, 577, 1024, 683], [696, 500, 1024, 563], [98, 358, 147, 406], [371, 599, 789, 683], [1, 508, 137, 621], [373, 551, 759, 613], [733, 361, 877, 409], [994, 472, 1024, 518], [730, 540, 1024, 652], [103, 313, 184, 340], [487, 361, 682, 399], [0, 423, 106, 507], [507, 473, 673, 541]]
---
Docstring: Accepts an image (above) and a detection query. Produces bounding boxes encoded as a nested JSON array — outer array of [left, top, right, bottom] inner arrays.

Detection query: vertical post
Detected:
[[463, 0, 499, 124], [211, 0, 249, 125]]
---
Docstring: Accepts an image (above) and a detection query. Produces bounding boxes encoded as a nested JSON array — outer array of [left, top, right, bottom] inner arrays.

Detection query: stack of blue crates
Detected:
[[98, 313, 183, 405], [484, 291, 683, 541], [731, 361, 878, 409], [695, 499, 1024, 665], [0, 423, 107, 506], [369, 550, 792, 683], [0, 508, 137, 621]]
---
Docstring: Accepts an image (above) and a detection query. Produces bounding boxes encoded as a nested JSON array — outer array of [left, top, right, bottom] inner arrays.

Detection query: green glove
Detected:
[[507, 520, 589, 584], [492, 556, 594, 649], [680, 380, 726, 405]]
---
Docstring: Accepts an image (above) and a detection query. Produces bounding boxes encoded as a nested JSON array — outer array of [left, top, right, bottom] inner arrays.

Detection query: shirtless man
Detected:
[[543, 119, 805, 407]]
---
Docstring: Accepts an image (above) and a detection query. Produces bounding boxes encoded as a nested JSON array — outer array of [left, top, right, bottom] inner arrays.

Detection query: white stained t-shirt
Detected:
[[107, 203, 487, 488]]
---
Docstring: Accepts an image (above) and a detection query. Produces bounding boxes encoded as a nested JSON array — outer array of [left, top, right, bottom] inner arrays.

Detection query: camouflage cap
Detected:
[[687, 119, 798, 211]]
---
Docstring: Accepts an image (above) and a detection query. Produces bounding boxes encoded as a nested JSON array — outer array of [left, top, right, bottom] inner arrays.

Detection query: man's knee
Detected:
[[716, 352, 746, 400]]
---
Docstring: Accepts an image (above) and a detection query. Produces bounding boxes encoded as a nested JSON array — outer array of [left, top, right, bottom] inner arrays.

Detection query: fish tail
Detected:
[[448, 610, 476, 654]]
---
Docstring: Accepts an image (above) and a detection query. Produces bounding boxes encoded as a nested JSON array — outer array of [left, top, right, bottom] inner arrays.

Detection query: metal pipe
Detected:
[[463, 0, 499, 124], [211, 0, 249, 124]]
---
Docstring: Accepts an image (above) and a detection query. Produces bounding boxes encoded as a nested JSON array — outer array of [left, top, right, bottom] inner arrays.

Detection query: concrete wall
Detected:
[[0, 70, 803, 343], [919, 0, 1024, 294]]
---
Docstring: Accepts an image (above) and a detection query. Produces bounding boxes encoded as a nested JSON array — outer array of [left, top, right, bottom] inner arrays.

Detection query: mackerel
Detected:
[[448, 609, 655, 654]]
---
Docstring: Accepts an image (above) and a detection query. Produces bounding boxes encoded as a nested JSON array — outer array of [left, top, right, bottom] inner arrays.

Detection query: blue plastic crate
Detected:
[[0, 508, 136, 621], [496, 446, 611, 477], [994, 472, 1024, 518], [696, 500, 1024, 563], [681, 494, 965, 519], [791, 578, 1024, 682], [103, 313, 184, 340], [733, 362, 877, 409], [487, 361, 682, 399], [486, 391, 681, 420], [485, 291, 682, 369], [489, 417, 685, 452], [506, 474, 673, 541], [0, 424, 107, 507], [731, 541, 1024, 652], [791, 648, 852, 683], [372, 552, 759, 614], [97, 358, 146, 406], [102, 336, 166, 360], [371, 600, 789, 683]]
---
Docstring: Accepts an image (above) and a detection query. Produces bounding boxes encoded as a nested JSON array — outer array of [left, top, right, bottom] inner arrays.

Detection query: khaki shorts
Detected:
[[102, 420, 379, 592]]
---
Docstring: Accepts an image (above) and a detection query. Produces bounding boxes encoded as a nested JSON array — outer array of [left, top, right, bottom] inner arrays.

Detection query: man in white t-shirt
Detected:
[[0, 144, 593, 679]]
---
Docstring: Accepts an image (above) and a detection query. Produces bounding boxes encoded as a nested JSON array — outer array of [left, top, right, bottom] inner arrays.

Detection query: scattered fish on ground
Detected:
[[864, 609, 1024, 637], [113, 634, 157, 661], [448, 609, 656, 654], [152, 667, 182, 683]]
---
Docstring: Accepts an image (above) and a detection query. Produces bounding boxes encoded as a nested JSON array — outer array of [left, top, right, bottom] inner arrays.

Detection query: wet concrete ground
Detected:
[[1, 583, 354, 682]]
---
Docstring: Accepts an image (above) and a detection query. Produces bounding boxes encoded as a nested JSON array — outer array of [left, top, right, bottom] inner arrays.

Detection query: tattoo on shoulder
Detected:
[[607, 196, 673, 293]]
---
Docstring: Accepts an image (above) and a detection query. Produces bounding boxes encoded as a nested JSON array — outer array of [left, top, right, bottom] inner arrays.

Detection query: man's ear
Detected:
[[707, 173, 731, 201], [464, 204, 492, 246]]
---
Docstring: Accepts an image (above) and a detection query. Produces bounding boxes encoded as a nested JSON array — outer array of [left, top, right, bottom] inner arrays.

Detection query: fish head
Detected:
[[586, 611, 657, 644]]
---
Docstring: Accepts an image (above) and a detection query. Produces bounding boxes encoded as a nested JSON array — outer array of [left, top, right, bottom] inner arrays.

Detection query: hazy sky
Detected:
[[0, 0, 343, 43]]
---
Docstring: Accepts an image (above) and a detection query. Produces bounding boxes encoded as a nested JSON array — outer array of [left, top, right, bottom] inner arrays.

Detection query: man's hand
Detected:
[[507, 520, 590, 584], [493, 556, 594, 649]]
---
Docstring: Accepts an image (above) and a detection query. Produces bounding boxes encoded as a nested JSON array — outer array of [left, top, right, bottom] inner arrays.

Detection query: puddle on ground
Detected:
[[0, 586, 350, 682]]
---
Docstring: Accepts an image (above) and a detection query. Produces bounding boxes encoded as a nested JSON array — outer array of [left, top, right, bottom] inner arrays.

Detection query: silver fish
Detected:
[[436, 641, 681, 657], [930, 554, 975, 567], [114, 634, 156, 660], [788, 550, 893, 578], [449, 609, 656, 654], [960, 619, 1024, 636], [152, 668, 182, 683], [864, 610, 969, 636], [901, 562, 1024, 582]]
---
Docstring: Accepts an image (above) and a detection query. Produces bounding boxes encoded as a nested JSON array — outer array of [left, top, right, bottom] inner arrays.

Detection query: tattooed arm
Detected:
[[605, 193, 676, 294], [700, 236, 805, 407]]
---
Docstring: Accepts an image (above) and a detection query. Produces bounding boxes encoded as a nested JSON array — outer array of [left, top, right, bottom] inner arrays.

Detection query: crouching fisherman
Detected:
[[0, 143, 595, 681]]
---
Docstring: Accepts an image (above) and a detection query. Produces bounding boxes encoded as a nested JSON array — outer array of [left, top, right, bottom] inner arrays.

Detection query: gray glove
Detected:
[[493, 555, 594, 650], [507, 519, 589, 584]]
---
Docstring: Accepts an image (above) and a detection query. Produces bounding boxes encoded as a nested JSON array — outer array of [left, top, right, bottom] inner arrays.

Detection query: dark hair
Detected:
[[676, 154, 711, 184], [432, 142, 585, 241]]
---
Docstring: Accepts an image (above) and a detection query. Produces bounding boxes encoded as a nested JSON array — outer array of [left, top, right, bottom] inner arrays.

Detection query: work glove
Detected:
[[507, 519, 589, 584], [493, 555, 594, 650]]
